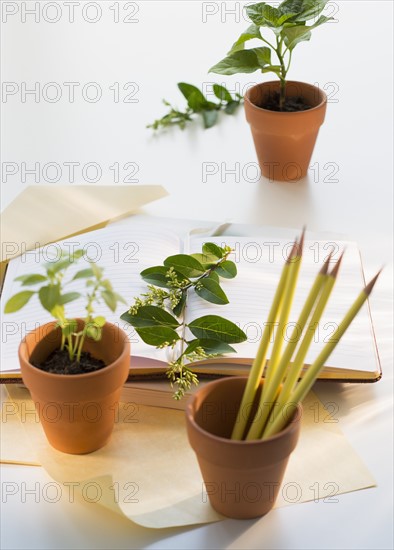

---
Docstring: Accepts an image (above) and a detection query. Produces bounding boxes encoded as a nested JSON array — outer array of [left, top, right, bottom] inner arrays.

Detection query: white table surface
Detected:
[[1, 1, 393, 549]]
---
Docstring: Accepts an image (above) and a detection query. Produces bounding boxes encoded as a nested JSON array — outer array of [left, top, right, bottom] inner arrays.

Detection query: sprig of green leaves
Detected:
[[4, 250, 125, 364], [147, 82, 243, 131], [209, 0, 332, 110], [121, 243, 247, 399]]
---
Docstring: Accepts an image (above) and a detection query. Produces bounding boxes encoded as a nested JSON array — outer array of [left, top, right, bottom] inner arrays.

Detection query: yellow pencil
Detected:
[[230, 239, 297, 440], [245, 230, 305, 440], [263, 270, 382, 438], [261, 252, 344, 438], [247, 254, 332, 440]]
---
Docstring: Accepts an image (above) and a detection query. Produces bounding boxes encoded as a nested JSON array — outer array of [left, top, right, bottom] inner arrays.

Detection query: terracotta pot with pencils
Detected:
[[186, 229, 381, 519], [209, 0, 333, 182]]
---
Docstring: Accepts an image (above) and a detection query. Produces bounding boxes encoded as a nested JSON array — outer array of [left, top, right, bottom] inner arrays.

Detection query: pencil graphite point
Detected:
[[330, 249, 345, 278], [286, 240, 298, 263], [298, 226, 306, 256], [364, 269, 383, 295], [320, 252, 332, 275]]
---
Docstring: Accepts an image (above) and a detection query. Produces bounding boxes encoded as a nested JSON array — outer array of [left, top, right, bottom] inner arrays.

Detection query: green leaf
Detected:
[[135, 326, 180, 347], [38, 285, 61, 313], [172, 291, 187, 317], [120, 305, 180, 328], [202, 242, 224, 259], [190, 252, 218, 268], [188, 91, 209, 113], [178, 82, 206, 103], [209, 48, 270, 75], [253, 47, 271, 66], [72, 268, 94, 280], [140, 266, 170, 288], [60, 292, 81, 305], [184, 338, 236, 356], [14, 274, 47, 286], [188, 315, 247, 343], [213, 83, 233, 103], [202, 109, 219, 129], [93, 316, 106, 327], [140, 266, 189, 288], [86, 323, 102, 341], [279, 0, 327, 22], [281, 15, 331, 49], [207, 271, 220, 283], [224, 100, 241, 114], [164, 254, 205, 278], [195, 278, 229, 305], [228, 24, 262, 55], [101, 290, 117, 312], [246, 2, 282, 27], [215, 260, 237, 279], [4, 291, 35, 313], [91, 262, 103, 279]]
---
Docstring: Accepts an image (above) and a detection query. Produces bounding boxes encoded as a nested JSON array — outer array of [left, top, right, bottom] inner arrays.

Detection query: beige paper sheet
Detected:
[[1, 386, 376, 528], [0, 185, 168, 263]]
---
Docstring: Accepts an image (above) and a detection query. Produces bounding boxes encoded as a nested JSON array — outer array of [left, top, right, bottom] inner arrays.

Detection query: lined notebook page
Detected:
[[0, 222, 180, 373], [185, 237, 377, 374]]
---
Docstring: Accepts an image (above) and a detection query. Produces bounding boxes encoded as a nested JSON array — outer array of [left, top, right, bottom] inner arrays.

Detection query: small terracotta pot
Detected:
[[185, 377, 301, 519], [19, 320, 130, 454], [244, 81, 327, 182]]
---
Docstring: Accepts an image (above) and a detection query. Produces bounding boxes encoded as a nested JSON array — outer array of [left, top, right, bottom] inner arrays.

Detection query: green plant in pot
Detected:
[[209, 0, 333, 182], [4, 249, 129, 454]]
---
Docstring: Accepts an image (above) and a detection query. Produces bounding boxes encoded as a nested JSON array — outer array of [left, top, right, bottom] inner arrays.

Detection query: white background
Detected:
[[1, 1, 393, 549]]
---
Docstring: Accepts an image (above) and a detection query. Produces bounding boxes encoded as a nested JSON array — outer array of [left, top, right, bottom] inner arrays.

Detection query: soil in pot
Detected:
[[261, 91, 311, 112], [33, 348, 106, 375]]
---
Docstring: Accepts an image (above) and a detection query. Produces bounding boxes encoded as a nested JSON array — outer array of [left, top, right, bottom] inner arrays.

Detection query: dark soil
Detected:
[[261, 92, 311, 112], [33, 349, 106, 375]]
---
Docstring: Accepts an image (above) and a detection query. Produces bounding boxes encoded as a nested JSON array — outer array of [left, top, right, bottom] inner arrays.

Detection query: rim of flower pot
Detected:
[[19, 320, 130, 381], [244, 80, 327, 115], [185, 376, 302, 446]]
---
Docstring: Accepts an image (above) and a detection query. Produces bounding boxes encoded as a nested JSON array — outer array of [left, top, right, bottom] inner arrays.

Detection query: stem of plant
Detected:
[[276, 36, 288, 111]]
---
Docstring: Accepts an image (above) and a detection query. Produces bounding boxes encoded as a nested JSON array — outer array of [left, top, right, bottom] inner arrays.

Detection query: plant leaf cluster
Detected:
[[147, 82, 243, 131], [121, 243, 247, 398], [209, 0, 332, 109], [4, 250, 125, 363]]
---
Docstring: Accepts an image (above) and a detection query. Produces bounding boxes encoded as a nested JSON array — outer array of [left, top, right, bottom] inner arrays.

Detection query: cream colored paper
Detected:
[[0, 185, 168, 263], [1, 386, 376, 528]]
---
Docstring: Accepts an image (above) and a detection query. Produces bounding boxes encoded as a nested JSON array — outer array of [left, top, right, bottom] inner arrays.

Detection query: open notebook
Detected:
[[0, 218, 381, 382]]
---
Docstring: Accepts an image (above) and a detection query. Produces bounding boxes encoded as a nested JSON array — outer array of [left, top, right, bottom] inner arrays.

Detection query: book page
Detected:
[[185, 236, 378, 374], [0, 220, 181, 373]]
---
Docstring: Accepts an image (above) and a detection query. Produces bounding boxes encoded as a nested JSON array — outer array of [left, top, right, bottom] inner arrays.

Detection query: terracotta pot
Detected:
[[19, 320, 130, 454], [244, 81, 327, 182], [185, 377, 301, 519]]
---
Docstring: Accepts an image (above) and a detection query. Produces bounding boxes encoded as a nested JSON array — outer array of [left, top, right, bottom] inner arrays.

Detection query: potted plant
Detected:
[[4, 249, 129, 454], [209, 0, 333, 182]]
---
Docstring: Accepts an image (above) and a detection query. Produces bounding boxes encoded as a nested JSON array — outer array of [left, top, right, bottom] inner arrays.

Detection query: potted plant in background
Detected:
[[209, 0, 333, 182], [4, 250, 129, 454]]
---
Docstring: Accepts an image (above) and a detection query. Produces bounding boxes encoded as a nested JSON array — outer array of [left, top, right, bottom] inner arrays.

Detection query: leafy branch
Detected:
[[209, 0, 332, 110], [121, 243, 247, 399], [4, 250, 125, 363], [147, 82, 243, 131]]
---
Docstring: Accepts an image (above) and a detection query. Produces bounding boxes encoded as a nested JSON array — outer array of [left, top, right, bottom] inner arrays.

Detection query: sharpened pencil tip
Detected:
[[298, 226, 306, 255], [320, 252, 332, 275], [286, 240, 298, 263], [330, 249, 345, 278], [364, 268, 383, 295]]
